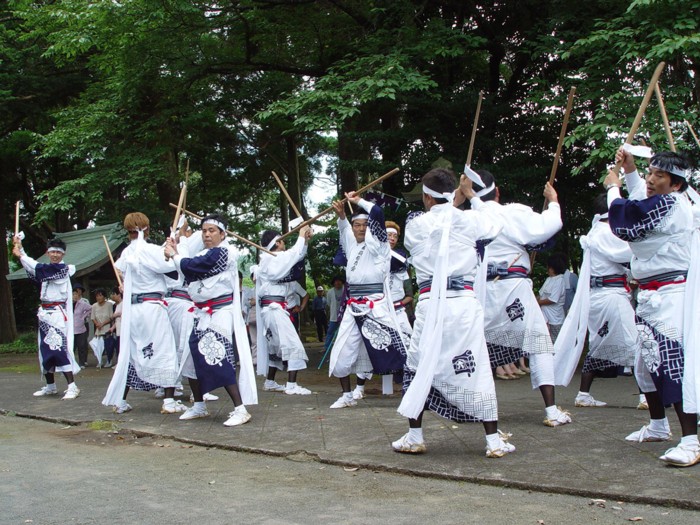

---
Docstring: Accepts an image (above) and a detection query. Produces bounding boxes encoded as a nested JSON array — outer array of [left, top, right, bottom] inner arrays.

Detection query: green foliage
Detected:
[[0, 331, 36, 354]]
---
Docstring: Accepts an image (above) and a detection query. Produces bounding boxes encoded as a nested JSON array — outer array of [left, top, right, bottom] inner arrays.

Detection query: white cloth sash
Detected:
[[682, 226, 700, 414]]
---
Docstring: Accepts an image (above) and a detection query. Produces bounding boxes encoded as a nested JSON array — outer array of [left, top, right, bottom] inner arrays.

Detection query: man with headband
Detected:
[[553, 193, 637, 408], [102, 212, 185, 415], [605, 147, 699, 467], [256, 225, 314, 395], [386, 221, 413, 347], [327, 191, 407, 408], [165, 213, 257, 426], [395, 168, 514, 457], [471, 170, 572, 428], [13, 236, 81, 399]]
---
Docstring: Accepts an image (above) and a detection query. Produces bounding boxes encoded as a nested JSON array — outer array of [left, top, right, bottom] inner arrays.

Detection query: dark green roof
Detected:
[[7, 223, 126, 281]]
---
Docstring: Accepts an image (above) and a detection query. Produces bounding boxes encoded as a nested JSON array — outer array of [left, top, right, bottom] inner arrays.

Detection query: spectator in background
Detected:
[[91, 288, 113, 368], [72, 283, 92, 368], [324, 275, 345, 352], [312, 286, 328, 342], [537, 253, 567, 343], [105, 287, 122, 367]]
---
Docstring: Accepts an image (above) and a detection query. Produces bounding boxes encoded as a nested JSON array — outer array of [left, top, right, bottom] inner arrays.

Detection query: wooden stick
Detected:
[[182, 159, 190, 212], [14, 201, 20, 239], [103, 235, 123, 288], [171, 182, 188, 236], [278, 167, 400, 241], [466, 91, 484, 167], [169, 204, 277, 256], [612, 62, 666, 175], [686, 120, 700, 149], [548, 87, 576, 186], [655, 84, 676, 152], [271, 171, 303, 218], [493, 254, 522, 282]]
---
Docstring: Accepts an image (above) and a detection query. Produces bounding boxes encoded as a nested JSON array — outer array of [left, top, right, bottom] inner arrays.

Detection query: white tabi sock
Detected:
[[576, 391, 590, 398], [67, 382, 76, 388], [485, 433, 502, 450], [649, 418, 670, 432], [342, 392, 353, 401], [235, 405, 248, 415], [163, 397, 174, 405], [545, 405, 560, 419], [286, 382, 297, 390], [193, 401, 206, 410], [408, 428, 424, 443], [355, 384, 365, 393], [680, 435, 699, 447]]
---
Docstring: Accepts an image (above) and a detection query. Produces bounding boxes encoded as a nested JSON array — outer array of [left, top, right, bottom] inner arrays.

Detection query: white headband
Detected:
[[202, 219, 226, 232], [422, 184, 455, 203], [265, 235, 281, 250], [47, 247, 65, 254], [386, 227, 398, 235], [649, 161, 691, 181], [474, 183, 495, 198], [351, 213, 369, 222]]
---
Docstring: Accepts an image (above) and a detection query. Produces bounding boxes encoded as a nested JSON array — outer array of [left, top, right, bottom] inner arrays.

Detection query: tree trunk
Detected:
[[0, 199, 19, 343]]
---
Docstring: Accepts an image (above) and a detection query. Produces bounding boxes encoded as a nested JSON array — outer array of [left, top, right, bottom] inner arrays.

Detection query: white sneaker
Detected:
[[285, 384, 312, 395], [161, 400, 187, 414], [154, 388, 165, 399], [486, 432, 516, 458], [175, 387, 184, 397], [574, 394, 607, 407], [659, 442, 700, 467], [62, 385, 80, 400], [223, 406, 251, 427], [262, 380, 286, 392], [352, 387, 365, 400], [189, 392, 220, 402], [179, 405, 210, 420], [329, 395, 357, 409], [543, 407, 572, 427], [637, 394, 649, 410], [392, 433, 427, 454], [113, 402, 132, 414], [33, 385, 58, 397], [625, 424, 672, 442]]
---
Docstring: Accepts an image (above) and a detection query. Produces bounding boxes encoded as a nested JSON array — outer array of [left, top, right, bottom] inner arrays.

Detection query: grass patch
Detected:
[[0, 364, 37, 373], [0, 331, 36, 355], [87, 420, 120, 432]]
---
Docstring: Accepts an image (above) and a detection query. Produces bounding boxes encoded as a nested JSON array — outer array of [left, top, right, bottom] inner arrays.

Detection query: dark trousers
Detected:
[[74, 332, 88, 366], [313, 311, 328, 341]]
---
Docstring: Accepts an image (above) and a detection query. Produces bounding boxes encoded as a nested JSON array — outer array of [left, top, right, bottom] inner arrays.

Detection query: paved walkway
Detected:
[[2, 346, 699, 509]]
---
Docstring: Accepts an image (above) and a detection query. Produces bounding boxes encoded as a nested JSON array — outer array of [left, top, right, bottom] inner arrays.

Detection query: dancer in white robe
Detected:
[[256, 226, 314, 395], [386, 220, 413, 345], [605, 147, 700, 467], [472, 170, 572, 427], [102, 212, 185, 415], [166, 213, 257, 426], [13, 237, 81, 400], [553, 193, 637, 407], [327, 193, 407, 408], [394, 168, 514, 457]]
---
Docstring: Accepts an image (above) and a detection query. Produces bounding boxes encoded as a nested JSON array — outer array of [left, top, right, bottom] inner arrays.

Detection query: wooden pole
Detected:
[[277, 167, 400, 242], [182, 159, 190, 212], [466, 91, 483, 167], [171, 182, 188, 235], [548, 87, 577, 186], [103, 235, 123, 288], [169, 204, 277, 256], [655, 84, 676, 152], [271, 171, 303, 218], [686, 120, 700, 149], [14, 201, 20, 240], [612, 62, 666, 175]]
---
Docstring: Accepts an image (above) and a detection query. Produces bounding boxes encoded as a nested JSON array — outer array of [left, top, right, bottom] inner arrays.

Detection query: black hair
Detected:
[[593, 193, 609, 216], [473, 170, 497, 202], [547, 253, 567, 275], [202, 213, 228, 232], [261, 230, 282, 251], [650, 151, 691, 192], [111, 287, 122, 297], [47, 238, 67, 252], [422, 168, 457, 203], [94, 288, 106, 297], [331, 275, 345, 285]]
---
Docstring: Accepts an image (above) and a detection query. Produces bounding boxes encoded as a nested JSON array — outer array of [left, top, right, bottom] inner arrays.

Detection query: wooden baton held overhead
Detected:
[[466, 91, 484, 168], [103, 235, 123, 288], [14, 201, 20, 240], [686, 120, 700, 149], [168, 204, 277, 256], [277, 167, 400, 242], [655, 83, 676, 152], [271, 171, 303, 219]]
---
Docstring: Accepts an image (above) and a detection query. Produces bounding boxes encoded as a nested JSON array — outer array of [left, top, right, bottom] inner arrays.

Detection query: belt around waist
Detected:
[[487, 265, 528, 281], [418, 277, 473, 295], [260, 295, 286, 307], [638, 271, 687, 291], [131, 292, 165, 304], [347, 283, 383, 297], [167, 289, 192, 301], [41, 301, 65, 309], [590, 275, 628, 288], [193, 294, 234, 311]]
